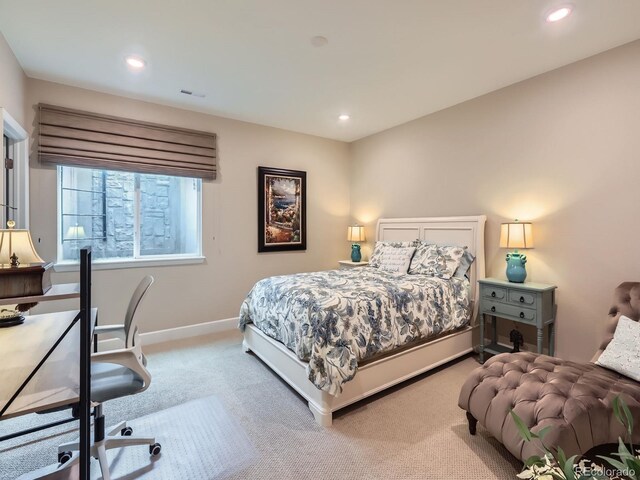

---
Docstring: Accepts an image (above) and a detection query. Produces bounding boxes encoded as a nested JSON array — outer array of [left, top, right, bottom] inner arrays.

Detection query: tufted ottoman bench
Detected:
[[458, 282, 640, 462]]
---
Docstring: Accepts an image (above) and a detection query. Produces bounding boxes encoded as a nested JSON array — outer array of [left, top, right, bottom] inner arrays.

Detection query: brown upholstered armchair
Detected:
[[458, 282, 640, 462]]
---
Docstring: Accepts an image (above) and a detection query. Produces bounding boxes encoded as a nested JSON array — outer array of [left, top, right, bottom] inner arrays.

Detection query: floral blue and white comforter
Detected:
[[239, 267, 470, 396]]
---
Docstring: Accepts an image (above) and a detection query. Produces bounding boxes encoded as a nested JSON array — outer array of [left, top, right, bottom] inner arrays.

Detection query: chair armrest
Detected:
[[92, 348, 151, 390], [94, 324, 124, 333], [94, 324, 126, 342]]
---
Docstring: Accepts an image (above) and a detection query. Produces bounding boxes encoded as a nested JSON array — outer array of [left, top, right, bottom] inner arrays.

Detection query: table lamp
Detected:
[[499, 220, 533, 283], [0, 220, 51, 300], [66, 224, 86, 241], [0, 221, 44, 267], [347, 225, 366, 262]]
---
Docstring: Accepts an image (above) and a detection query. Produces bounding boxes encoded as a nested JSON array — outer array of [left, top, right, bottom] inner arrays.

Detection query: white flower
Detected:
[[517, 454, 566, 480], [516, 470, 534, 479]]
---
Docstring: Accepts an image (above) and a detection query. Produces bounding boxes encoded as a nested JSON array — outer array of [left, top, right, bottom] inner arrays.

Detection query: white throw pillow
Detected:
[[378, 246, 416, 273], [596, 315, 640, 382], [369, 242, 414, 267]]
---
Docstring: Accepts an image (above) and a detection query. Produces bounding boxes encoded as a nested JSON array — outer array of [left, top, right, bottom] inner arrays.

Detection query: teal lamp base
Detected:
[[506, 252, 527, 283], [351, 244, 362, 262]]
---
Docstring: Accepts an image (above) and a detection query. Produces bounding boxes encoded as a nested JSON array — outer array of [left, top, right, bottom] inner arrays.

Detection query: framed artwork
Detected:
[[258, 167, 306, 252]]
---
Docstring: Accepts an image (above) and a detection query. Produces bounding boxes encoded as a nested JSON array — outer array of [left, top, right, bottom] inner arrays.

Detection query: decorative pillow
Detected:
[[369, 242, 415, 268], [377, 246, 416, 273], [408, 242, 437, 274], [596, 316, 640, 382], [453, 249, 475, 279], [408, 243, 466, 279]]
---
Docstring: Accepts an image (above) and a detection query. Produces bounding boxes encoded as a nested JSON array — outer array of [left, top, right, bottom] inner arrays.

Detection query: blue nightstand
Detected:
[[478, 278, 557, 363]]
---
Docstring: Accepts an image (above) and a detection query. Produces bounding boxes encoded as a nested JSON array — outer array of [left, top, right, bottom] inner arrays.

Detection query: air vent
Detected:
[[180, 89, 206, 98]]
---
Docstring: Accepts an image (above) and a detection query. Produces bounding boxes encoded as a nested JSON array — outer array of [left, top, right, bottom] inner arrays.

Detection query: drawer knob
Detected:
[[519, 312, 525, 319], [491, 306, 496, 313], [520, 296, 525, 303], [491, 291, 496, 298]]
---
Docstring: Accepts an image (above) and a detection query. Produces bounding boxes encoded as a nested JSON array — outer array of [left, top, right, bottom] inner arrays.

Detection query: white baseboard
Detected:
[[98, 317, 238, 350]]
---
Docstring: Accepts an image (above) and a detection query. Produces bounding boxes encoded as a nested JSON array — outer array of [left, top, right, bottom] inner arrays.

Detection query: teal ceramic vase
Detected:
[[506, 252, 527, 283], [351, 244, 362, 262]]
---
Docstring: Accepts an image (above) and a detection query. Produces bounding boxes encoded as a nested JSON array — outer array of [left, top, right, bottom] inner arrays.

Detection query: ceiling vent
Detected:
[[180, 89, 206, 98]]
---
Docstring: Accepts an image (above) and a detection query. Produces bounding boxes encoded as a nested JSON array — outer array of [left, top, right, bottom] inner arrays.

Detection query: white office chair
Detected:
[[56, 276, 160, 480], [94, 275, 154, 355]]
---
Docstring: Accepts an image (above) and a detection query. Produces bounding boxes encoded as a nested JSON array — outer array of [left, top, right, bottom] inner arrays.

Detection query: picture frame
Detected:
[[257, 166, 306, 252]]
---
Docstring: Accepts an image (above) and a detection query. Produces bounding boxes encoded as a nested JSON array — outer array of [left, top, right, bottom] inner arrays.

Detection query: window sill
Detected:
[[54, 256, 206, 272]]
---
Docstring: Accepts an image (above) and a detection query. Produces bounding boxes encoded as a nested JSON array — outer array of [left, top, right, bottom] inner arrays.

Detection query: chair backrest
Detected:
[[124, 275, 154, 349], [592, 281, 640, 362]]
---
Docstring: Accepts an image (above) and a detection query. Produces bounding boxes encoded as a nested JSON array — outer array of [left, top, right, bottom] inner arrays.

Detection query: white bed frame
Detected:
[[243, 215, 486, 426]]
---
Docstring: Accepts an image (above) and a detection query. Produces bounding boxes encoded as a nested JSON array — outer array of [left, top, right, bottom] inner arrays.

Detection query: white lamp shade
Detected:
[[347, 225, 366, 242], [66, 225, 86, 239], [499, 222, 534, 249], [0, 229, 45, 266]]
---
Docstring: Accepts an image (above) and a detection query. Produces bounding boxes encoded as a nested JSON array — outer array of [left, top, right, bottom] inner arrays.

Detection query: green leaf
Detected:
[[580, 474, 607, 480], [550, 474, 567, 480], [597, 455, 629, 473], [621, 397, 634, 436], [556, 446, 567, 467], [626, 458, 640, 479], [618, 437, 632, 458], [510, 410, 532, 442], [524, 455, 544, 467], [536, 425, 553, 441], [563, 454, 579, 480], [613, 396, 623, 425], [628, 456, 640, 469]]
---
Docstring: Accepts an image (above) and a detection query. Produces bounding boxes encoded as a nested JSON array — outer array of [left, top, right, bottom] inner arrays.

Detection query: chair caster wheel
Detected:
[[121, 426, 133, 436], [149, 443, 161, 456], [58, 451, 72, 464]]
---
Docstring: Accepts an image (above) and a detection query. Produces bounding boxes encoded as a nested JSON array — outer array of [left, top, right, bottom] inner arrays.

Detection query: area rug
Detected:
[[16, 395, 257, 480]]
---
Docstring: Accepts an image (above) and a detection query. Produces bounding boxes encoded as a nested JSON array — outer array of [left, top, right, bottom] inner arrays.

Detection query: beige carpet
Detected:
[[1, 331, 522, 479]]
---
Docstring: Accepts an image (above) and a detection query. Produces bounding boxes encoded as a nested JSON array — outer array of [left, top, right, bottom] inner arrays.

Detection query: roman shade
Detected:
[[38, 104, 216, 179]]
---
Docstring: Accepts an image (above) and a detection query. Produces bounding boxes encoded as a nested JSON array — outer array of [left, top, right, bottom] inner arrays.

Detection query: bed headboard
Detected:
[[376, 215, 487, 322]]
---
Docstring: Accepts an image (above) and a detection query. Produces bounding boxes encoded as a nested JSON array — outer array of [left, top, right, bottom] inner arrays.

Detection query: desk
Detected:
[[0, 308, 97, 420], [0, 283, 80, 306], [0, 249, 93, 479]]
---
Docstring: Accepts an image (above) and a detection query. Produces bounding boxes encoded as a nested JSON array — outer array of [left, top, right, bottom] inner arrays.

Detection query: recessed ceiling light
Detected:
[[338, 114, 350, 121], [125, 56, 146, 69], [546, 6, 572, 23]]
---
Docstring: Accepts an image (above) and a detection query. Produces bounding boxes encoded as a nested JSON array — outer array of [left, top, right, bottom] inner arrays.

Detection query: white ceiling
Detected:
[[1, 1, 640, 141]]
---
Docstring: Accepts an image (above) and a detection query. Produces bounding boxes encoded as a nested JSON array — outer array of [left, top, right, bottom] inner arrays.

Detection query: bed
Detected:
[[240, 215, 486, 426]]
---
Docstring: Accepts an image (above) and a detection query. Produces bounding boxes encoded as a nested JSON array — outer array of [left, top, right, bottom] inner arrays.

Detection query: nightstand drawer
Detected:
[[507, 289, 536, 306], [481, 285, 507, 301], [482, 300, 536, 324]]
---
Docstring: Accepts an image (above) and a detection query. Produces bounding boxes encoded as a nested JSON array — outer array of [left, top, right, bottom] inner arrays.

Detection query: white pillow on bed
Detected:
[[369, 242, 416, 274], [596, 315, 640, 382]]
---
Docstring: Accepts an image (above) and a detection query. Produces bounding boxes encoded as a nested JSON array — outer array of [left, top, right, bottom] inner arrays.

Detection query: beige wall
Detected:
[[0, 33, 27, 126], [26, 79, 351, 332], [4, 35, 640, 360], [350, 40, 640, 362]]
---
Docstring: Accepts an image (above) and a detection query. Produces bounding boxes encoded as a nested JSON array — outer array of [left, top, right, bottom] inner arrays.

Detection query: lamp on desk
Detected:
[[0, 221, 44, 267], [499, 220, 534, 283], [0, 220, 52, 299], [347, 225, 366, 262]]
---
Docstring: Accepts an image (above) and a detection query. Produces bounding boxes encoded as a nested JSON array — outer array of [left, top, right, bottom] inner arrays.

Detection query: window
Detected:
[[58, 166, 201, 265]]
